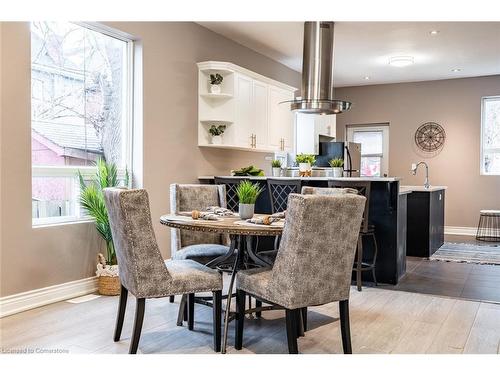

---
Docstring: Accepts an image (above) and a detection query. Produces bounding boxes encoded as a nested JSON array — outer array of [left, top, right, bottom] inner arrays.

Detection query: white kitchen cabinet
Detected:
[[295, 113, 336, 154], [197, 61, 296, 153], [268, 86, 294, 152]]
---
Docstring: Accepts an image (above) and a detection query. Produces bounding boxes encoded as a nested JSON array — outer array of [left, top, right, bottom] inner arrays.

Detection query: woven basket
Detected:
[[98, 276, 121, 296]]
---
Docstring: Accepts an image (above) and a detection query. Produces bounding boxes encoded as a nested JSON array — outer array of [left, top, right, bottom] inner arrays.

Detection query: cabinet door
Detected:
[[268, 86, 294, 151], [253, 81, 268, 149], [235, 74, 253, 147]]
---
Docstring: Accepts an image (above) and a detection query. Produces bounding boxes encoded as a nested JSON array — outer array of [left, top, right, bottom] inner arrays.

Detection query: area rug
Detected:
[[430, 242, 500, 265]]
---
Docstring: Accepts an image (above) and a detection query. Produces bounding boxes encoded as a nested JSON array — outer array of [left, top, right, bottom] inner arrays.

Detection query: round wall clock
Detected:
[[414, 122, 446, 152]]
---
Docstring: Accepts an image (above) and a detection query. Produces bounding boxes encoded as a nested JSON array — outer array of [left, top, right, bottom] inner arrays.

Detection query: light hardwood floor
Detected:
[[1, 285, 499, 354]]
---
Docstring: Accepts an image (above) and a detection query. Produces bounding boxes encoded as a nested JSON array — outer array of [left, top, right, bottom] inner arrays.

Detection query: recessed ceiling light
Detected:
[[389, 56, 414, 67], [430, 30, 440, 35], [364, 76, 370, 80], [451, 68, 462, 72]]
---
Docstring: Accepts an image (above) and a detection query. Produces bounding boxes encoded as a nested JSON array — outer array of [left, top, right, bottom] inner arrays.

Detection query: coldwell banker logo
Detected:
[[1, 347, 69, 354]]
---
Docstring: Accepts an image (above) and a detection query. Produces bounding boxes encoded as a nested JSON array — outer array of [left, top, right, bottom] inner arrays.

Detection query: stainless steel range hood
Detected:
[[290, 22, 351, 115]]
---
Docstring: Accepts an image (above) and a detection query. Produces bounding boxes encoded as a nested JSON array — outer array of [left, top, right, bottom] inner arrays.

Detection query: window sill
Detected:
[[32, 217, 94, 228]]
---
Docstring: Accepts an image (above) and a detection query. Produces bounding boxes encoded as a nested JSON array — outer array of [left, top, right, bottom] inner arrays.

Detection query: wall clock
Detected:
[[414, 122, 446, 152]]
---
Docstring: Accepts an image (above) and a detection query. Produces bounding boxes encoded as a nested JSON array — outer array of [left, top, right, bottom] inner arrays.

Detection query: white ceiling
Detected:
[[198, 22, 500, 87]]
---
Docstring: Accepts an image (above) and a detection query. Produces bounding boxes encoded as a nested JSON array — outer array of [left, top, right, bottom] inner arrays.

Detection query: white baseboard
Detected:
[[0, 276, 98, 318], [444, 226, 477, 237]]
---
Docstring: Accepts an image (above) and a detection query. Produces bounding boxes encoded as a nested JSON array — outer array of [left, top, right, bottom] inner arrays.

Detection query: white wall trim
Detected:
[[0, 277, 98, 318], [444, 226, 477, 237]]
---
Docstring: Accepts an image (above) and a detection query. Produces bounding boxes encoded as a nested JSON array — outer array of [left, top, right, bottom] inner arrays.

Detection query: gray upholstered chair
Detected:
[[301, 186, 359, 196], [234, 193, 366, 354], [103, 188, 223, 354]]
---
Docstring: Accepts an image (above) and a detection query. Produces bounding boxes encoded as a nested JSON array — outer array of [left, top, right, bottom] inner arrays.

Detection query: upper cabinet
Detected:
[[197, 61, 297, 153], [295, 113, 336, 155]]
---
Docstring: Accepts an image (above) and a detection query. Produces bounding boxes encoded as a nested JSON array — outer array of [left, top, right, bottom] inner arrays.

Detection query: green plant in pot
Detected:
[[235, 180, 264, 220], [329, 158, 344, 177], [295, 153, 316, 174], [208, 124, 226, 145], [209, 73, 223, 94], [78, 158, 129, 295], [271, 159, 282, 177]]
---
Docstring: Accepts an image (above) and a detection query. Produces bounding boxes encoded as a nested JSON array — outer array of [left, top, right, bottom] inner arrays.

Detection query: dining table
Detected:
[[160, 212, 284, 353]]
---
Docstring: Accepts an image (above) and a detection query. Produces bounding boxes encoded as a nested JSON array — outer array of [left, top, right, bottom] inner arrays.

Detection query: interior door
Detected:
[[253, 81, 268, 149], [235, 74, 253, 148]]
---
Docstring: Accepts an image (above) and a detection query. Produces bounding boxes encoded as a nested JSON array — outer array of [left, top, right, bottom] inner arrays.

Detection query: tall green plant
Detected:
[[78, 158, 129, 265], [235, 180, 264, 204]]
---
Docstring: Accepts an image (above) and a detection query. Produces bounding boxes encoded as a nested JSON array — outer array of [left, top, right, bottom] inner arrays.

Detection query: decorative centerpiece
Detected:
[[209, 73, 223, 94], [235, 180, 264, 220], [271, 159, 282, 177], [209, 124, 226, 145], [296, 153, 316, 177], [329, 157, 344, 177], [78, 158, 128, 296], [231, 165, 264, 176]]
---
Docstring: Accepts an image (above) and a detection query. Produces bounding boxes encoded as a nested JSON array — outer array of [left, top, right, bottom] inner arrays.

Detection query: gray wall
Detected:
[[336, 75, 500, 228], [0, 22, 300, 297]]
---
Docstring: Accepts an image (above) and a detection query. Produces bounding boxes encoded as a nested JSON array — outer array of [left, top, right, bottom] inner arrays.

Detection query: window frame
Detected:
[[31, 22, 135, 227], [480, 95, 500, 176], [346, 124, 390, 177]]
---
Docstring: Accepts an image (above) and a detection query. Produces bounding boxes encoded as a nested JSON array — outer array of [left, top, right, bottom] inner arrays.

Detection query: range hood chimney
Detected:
[[290, 21, 351, 115]]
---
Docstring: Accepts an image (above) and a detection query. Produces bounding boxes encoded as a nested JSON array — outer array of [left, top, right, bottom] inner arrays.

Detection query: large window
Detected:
[[481, 96, 500, 175], [31, 22, 133, 225], [347, 124, 389, 177]]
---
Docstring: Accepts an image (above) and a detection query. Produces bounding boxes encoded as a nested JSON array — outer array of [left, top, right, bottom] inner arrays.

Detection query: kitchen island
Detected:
[[199, 175, 407, 285]]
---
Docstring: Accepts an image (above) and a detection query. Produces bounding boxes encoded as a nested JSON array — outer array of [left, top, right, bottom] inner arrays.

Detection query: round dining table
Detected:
[[160, 213, 284, 353]]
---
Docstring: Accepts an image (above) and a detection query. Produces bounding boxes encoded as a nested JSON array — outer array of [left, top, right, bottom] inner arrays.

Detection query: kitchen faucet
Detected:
[[410, 162, 430, 189]]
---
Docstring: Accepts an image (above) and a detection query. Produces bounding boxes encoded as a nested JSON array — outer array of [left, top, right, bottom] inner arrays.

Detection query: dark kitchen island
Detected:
[[199, 176, 408, 285]]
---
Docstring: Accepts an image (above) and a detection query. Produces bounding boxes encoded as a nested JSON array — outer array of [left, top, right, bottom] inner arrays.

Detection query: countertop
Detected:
[[199, 175, 402, 182], [400, 185, 448, 193]]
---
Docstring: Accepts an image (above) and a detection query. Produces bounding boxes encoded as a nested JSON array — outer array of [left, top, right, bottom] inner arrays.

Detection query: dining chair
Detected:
[[103, 188, 223, 354], [328, 180, 378, 291], [234, 193, 366, 354]]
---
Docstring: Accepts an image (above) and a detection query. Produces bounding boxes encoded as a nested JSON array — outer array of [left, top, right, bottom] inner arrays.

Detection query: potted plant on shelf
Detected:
[[208, 124, 226, 145], [235, 180, 264, 220], [329, 158, 344, 177], [78, 158, 129, 296], [295, 153, 316, 176], [209, 73, 223, 94], [271, 159, 282, 177]]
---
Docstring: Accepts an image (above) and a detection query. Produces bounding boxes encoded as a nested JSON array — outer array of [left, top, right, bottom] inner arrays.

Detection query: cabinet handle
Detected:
[[254, 134, 257, 148]]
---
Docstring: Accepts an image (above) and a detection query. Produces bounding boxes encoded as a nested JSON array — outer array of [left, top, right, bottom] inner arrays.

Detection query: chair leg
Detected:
[[176, 294, 187, 326], [169, 295, 175, 303], [256, 299, 262, 318], [114, 284, 128, 342], [301, 307, 308, 332], [371, 233, 378, 286], [129, 298, 145, 354], [285, 309, 299, 354], [187, 293, 195, 331], [212, 291, 222, 352], [235, 289, 246, 350], [297, 309, 304, 337], [339, 300, 352, 354], [356, 235, 363, 291]]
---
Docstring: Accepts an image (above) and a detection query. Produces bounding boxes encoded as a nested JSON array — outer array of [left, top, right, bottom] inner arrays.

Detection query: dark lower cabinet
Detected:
[[406, 190, 445, 257]]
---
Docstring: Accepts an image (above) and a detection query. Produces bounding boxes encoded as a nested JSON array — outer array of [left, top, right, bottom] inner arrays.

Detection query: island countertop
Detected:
[[199, 175, 402, 182]]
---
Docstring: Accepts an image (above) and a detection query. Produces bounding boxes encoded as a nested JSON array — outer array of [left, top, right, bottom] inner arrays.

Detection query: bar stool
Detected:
[[328, 180, 377, 291], [476, 210, 500, 242], [214, 177, 246, 212], [267, 178, 302, 213]]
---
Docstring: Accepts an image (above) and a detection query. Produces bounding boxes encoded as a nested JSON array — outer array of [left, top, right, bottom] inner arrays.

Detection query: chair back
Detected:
[[328, 180, 371, 233], [267, 178, 302, 213], [214, 177, 243, 212], [170, 184, 226, 251], [301, 186, 359, 196], [104, 188, 172, 298], [268, 193, 365, 309]]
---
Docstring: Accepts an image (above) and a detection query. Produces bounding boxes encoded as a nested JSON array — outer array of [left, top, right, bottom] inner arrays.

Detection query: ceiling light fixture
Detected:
[[430, 30, 440, 35], [364, 76, 370, 80], [451, 68, 462, 72], [389, 56, 414, 67]]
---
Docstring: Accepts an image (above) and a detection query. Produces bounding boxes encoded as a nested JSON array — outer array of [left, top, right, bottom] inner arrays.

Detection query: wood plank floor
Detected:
[[1, 286, 499, 354]]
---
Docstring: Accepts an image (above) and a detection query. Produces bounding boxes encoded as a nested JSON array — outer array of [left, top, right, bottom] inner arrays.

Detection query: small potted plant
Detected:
[[209, 73, 223, 94], [271, 159, 282, 177], [295, 153, 316, 174], [329, 158, 344, 177], [78, 158, 129, 296], [235, 180, 264, 220], [208, 124, 226, 144]]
